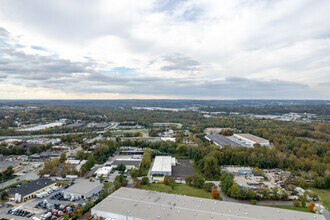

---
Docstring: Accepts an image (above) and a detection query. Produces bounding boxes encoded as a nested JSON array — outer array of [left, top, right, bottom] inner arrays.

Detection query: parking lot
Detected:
[[0, 181, 100, 220], [171, 159, 196, 180]]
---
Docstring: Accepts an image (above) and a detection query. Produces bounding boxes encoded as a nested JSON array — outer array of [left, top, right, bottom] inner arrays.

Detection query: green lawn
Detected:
[[308, 188, 330, 210], [140, 130, 149, 134], [139, 183, 214, 199], [263, 205, 310, 213]]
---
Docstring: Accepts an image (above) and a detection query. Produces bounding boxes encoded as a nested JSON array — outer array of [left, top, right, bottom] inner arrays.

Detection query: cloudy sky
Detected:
[[0, 0, 329, 99]]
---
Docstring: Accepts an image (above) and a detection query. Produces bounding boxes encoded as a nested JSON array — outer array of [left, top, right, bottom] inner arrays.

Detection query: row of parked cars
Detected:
[[6, 208, 34, 218]]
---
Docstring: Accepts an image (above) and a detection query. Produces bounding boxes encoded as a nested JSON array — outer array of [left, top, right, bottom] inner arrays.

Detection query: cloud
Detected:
[[160, 53, 202, 72], [0, 0, 329, 99]]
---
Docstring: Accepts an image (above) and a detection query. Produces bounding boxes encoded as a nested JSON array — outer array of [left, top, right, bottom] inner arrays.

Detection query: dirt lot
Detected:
[[171, 159, 196, 180]]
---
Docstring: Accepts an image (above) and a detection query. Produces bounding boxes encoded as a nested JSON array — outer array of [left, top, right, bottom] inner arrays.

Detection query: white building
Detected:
[[233, 133, 270, 147], [64, 180, 103, 199], [91, 188, 325, 220], [151, 156, 175, 176], [95, 166, 112, 177]]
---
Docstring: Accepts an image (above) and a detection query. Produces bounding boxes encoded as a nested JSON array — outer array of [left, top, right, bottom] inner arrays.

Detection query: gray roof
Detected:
[[94, 123, 111, 128], [64, 180, 103, 195], [92, 188, 325, 220], [64, 123, 86, 128], [206, 135, 243, 147], [234, 133, 269, 144], [112, 160, 141, 166], [8, 179, 55, 197]]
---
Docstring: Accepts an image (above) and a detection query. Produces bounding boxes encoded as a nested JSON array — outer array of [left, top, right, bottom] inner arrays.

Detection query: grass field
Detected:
[[308, 188, 330, 210], [139, 183, 214, 199], [263, 205, 310, 213]]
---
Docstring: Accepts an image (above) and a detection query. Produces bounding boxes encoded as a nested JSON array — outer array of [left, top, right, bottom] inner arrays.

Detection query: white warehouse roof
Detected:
[[92, 188, 325, 220], [95, 166, 112, 176], [151, 156, 172, 173]]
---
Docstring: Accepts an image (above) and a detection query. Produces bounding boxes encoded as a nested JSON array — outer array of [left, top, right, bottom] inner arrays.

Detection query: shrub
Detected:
[[250, 200, 257, 205], [293, 200, 300, 207], [308, 202, 315, 212], [204, 182, 216, 192], [141, 177, 149, 185], [211, 188, 220, 199]]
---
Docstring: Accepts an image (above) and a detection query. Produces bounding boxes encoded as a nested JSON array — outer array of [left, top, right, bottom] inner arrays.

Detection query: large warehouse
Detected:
[[91, 188, 325, 220], [233, 133, 270, 147], [151, 156, 176, 176], [7, 179, 55, 202], [205, 134, 243, 148], [63, 179, 103, 199]]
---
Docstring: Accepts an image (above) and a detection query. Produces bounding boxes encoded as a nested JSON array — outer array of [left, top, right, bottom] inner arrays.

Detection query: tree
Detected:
[[148, 129, 158, 137], [293, 200, 300, 207], [211, 188, 220, 199], [60, 165, 69, 177], [272, 187, 279, 200], [117, 163, 126, 172], [193, 174, 205, 188], [63, 214, 69, 220], [262, 187, 270, 199], [168, 178, 175, 189], [300, 192, 307, 208], [221, 175, 234, 194], [308, 202, 315, 212], [141, 177, 149, 185], [0, 191, 8, 200], [185, 175, 193, 185], [204, 182, 216, 192], [50, 166, 58, 176], [314, 177, 325, 189], [59, 152, 67, 163], [228, 183, 239, 198], [4, 166, 14, 177], [203, 156, 219, 179]]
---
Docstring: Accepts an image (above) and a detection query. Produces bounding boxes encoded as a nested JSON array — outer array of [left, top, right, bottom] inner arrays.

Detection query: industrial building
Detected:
[[225, 167, 253, 176], [233, 133, 270, 147], [111, 160, 141, 169], [204, 127, 231, 135], [7, 179, 56, 202], [91, 188, 324, 220], [205, 134, 243, 148], [151, 156, 176, 176], [118, 147, 144, 156], [95, 166, 113, 177], [63, 180, 103, 199]]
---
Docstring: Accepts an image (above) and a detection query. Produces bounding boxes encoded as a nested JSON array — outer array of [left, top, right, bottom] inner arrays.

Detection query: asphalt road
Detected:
[[1, 164, 42, 189]]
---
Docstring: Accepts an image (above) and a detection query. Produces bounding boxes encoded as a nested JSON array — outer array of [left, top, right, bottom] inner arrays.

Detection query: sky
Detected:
[[0, 0, 329, 99]]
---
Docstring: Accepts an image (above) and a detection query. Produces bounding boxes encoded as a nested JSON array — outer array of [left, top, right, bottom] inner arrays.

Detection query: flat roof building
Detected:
[[233, 133, 270, 147], [151, 156, 175, 176], [7, 179, 55, 202], [111, 160, 141, 169], [95, 166, 112, 177], [64, 179, 103, 199], [91, 188, 325, 220], [225, 167, 253, 176], [205, 135, 244, 148]]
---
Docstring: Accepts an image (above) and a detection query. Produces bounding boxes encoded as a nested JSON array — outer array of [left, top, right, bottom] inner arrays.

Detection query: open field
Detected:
[[263, 205, 310, 213], [309, 188, 330, 210], [139, 183, 214, 199]]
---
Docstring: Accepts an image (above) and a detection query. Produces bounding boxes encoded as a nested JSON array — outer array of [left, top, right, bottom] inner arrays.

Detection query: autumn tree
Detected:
[[308, 202, 315, 212], [211, 188, 220, 199]]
